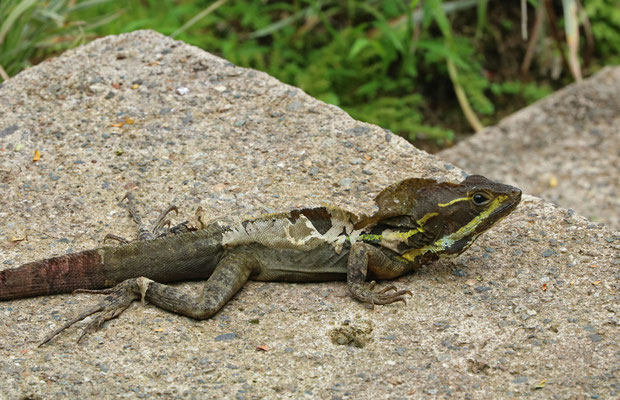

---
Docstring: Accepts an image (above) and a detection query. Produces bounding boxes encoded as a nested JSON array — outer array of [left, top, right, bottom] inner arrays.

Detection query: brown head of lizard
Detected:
[[356, 174, 522, 265]]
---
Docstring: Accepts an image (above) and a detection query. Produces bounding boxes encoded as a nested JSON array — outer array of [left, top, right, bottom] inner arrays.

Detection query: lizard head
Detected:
[[356, 175, 522, 261]]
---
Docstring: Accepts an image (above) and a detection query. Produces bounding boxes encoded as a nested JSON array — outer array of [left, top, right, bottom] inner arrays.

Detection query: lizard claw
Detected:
[[349, 283, 413, 307], [38, 278, 151, 346], [102, 233, 130, 245], [152, 205, 178, 234]]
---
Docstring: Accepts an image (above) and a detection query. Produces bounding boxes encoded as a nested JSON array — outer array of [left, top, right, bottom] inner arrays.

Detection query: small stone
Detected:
[[339, 178, 354, 188], [362, 169, 373, 175], [475, 286, 491, 293], [286, 101, 302, 111], [542, 249, 555, 257], [346, 126, 370, 136], [0, 124, 18, 138], [350, 158, 363, 165], [582, 325, 595, 332], [588, 333, 603, 343], [395, 347, 407, 356], [214, 333, 236, 342], [452, 268, 466, 277], [309, 167, 319, 176], [176, 87, 189, 95], [512, 376, 529, 384], [214, 85, 227, 92]]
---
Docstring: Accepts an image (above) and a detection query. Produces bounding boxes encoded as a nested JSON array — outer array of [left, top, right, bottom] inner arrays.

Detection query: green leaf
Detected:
[[349, 38, 369, 59]]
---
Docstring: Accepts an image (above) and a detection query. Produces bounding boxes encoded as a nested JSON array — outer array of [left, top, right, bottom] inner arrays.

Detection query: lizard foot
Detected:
[[103, 193, 194, 243], [39, 277, 152, 346], [349, 281, 413, 306]]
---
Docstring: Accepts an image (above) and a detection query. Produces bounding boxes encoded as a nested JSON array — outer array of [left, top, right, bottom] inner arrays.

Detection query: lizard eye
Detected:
[[472, 193, 490, 206]]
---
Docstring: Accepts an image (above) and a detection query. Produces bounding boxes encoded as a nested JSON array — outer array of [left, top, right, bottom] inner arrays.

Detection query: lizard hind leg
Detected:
[[39, 251, 260, 345], [38, 277, 149, 346], [103, 192, 193, 244]]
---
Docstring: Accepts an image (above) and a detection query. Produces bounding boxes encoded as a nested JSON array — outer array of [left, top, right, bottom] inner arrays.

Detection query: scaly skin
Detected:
[[0, 175, 522, 345]]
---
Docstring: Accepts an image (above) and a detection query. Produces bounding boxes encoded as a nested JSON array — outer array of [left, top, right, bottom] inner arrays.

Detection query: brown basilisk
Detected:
[[0, 175, 521, 345]]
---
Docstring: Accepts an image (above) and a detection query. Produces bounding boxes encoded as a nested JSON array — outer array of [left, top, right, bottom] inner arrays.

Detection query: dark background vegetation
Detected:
[[1, 0, 618, 151]]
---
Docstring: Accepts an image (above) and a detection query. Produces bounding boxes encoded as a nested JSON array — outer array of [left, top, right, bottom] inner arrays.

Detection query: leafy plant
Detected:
[[0, 0, 116, 81], [584, 0, 620, 64], [2, 0, 619, 146]]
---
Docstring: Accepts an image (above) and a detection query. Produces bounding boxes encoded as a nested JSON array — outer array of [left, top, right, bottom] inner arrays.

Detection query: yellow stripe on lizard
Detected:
[[359, 233, 383, 241], [438, 196, 472, 207], [416, 212, 438, 225], [402, 195, 508, 262]]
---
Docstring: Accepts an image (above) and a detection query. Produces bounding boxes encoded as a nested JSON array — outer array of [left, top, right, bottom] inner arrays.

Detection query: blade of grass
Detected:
[[427, 0, 484, 132], [0, 0, 39, 44], [249, 5, 313, 39], [562, 0, 582, 81], [0, 64, 9, 80], [475, 0, 488, 41], [172, 0, 229, 38]]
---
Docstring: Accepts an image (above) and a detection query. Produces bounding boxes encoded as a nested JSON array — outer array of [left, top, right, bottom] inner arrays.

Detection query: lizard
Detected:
[[0, 174, 521, 345]]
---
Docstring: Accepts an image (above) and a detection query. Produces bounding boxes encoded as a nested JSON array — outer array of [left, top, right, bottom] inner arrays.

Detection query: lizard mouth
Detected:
[[475, 188, 522, 234]]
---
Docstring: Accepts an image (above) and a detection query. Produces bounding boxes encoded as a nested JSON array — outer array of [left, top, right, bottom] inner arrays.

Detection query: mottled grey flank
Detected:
[[0, 31, 617, 399]]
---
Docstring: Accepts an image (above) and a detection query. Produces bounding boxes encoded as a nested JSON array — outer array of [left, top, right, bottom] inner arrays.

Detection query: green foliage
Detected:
[[584, 0, 620, 64], [490, 81, 552, 104], [3, 0, 619, 145], [0, 0, 115, 80]]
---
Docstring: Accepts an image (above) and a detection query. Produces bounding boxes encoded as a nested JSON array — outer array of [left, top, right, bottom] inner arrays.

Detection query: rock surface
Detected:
[[0, 30, 617, 399], [440, 68, 620, 230]]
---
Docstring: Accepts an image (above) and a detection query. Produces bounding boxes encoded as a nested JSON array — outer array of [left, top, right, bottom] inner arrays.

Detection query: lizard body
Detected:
[[0, 175, 521, 344]]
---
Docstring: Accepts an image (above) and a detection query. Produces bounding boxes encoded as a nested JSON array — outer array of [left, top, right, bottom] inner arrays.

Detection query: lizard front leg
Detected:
[[39, 249, 260, 345], [347, 242, 413, 305]]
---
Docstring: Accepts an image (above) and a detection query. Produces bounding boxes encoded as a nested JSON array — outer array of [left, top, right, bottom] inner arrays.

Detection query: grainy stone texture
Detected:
[[440, 67, 620, 230], [0, 31, 618, 399]]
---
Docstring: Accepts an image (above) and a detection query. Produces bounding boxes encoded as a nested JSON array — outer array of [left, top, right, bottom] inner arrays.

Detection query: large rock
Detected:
[[0, 31, 617, 399]]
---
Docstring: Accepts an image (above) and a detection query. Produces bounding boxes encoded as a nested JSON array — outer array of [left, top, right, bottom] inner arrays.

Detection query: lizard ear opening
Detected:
[[354, 178, 457, 229]]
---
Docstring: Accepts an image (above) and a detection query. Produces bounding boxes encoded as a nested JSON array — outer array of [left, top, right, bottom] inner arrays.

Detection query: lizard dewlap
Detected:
[[0, 175, 521, 345]]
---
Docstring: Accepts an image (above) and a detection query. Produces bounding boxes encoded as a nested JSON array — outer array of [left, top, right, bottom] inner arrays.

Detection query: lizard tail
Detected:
[[0, 250, 107, 300]]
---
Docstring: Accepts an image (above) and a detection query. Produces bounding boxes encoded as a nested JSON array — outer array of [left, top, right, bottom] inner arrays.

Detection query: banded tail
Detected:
[[0, 250, 107, 300], [1, 229, 226, 301]]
